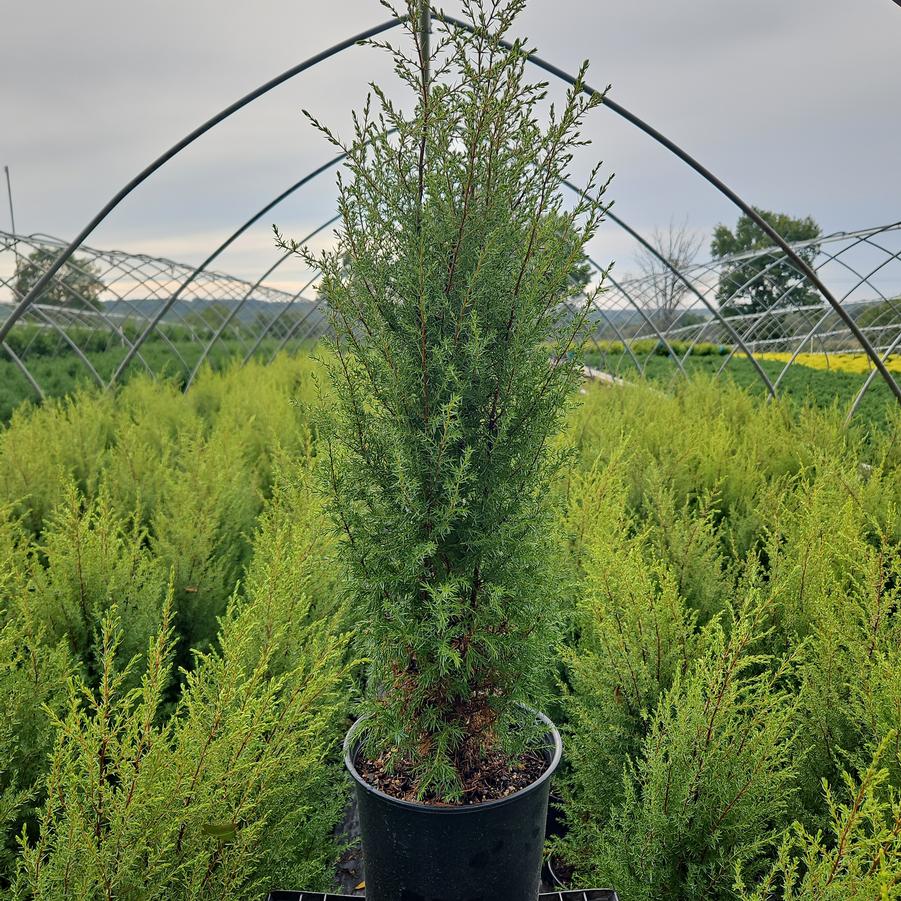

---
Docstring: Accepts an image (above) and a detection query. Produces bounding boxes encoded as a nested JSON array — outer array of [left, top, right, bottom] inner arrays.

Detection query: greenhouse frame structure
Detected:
[[2, 10, 900, 422]]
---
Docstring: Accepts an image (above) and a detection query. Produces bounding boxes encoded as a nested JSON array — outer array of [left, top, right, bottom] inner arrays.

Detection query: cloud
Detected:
[[2, 0, 899, 285]]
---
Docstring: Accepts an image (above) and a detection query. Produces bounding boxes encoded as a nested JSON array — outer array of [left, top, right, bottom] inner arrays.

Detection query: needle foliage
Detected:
[[283, 0, 610, 800], [0, 353, 900, 893]]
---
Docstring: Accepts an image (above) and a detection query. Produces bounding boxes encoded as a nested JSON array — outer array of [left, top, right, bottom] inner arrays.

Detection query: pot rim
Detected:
[[343, 707, 563, 814]]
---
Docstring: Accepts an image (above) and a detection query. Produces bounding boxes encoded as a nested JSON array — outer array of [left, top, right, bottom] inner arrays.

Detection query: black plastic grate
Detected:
[[267, 890, 618, 900]]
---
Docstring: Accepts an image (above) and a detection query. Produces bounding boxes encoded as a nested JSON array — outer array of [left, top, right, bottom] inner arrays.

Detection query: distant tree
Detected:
[[675, 310, 708, 329], [711, 208, 821, 316], [635, 219, 703, 330], [854, 297, 901, 332], [14, 247, 105, 310], [251, 310, 271, 333], [183, 301, 233, 336]]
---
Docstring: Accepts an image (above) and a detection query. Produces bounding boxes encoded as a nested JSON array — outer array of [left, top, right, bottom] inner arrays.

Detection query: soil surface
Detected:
[[356, 747, 549, 805]]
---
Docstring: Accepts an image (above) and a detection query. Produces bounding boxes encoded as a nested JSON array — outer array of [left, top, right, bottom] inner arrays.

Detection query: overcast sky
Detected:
[[3, 0, 901, 290]]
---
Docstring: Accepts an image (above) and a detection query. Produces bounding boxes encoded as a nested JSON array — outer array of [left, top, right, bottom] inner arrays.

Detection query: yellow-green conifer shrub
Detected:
[[238, 456, 346, 670], [0, 506, 70, 884], [27, 483, 168, 683], [567, 378, 856, 558], [564, 597, 798, 900], [0, 358, 320, 541], [0, 504, 29, 607], [559, 456, 704, 820], [13, 556, 353, 899], [737, 735, 901, 900], [642, 469, 731, 625], [102, 376, 201, 523], [764, 464, 875, 644], [150, 423, 261, 657], [759, 463, 901, 824], [0, 389, 117, 533], [188, 357, 321, 495], [0, 602, 71, 886]]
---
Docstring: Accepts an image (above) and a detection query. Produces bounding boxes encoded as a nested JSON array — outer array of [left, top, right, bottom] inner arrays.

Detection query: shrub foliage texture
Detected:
[[0, 355, 900, 895], [286, 0, 610, 799], [0, 360, 354, 899]]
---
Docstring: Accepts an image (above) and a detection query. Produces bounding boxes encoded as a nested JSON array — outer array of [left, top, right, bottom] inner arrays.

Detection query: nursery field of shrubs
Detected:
[[0, 331, 313, 423], [1, 353, 900, 898]]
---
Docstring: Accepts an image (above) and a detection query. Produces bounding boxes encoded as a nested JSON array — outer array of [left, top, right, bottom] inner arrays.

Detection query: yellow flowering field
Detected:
[[753, 351, 901, 374]]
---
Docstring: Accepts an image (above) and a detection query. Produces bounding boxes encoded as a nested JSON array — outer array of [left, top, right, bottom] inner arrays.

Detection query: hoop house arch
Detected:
[[2, 9, 899, 420]]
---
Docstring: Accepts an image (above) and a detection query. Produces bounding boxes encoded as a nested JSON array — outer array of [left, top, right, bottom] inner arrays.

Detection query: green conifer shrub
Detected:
[[285, 0, 611, 800]]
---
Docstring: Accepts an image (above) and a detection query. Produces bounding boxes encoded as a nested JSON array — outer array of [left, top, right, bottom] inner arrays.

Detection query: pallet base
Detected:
[[268, 890, 618, 900]]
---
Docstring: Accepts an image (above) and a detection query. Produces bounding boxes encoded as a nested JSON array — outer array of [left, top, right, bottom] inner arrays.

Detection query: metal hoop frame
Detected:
[[2, 11, 899, 421]]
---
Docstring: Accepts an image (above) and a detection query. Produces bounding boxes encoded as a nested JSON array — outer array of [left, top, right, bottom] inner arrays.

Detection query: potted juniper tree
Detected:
[[282, 1, 609, 897]]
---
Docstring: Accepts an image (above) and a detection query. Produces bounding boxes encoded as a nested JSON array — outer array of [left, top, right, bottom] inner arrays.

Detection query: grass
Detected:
[[581, 347, 899, 429], [5, 336, 897, 429]]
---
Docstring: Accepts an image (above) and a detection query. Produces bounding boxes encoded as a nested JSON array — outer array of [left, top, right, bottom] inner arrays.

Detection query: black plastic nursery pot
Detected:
[[344, 710, 563, 901]]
